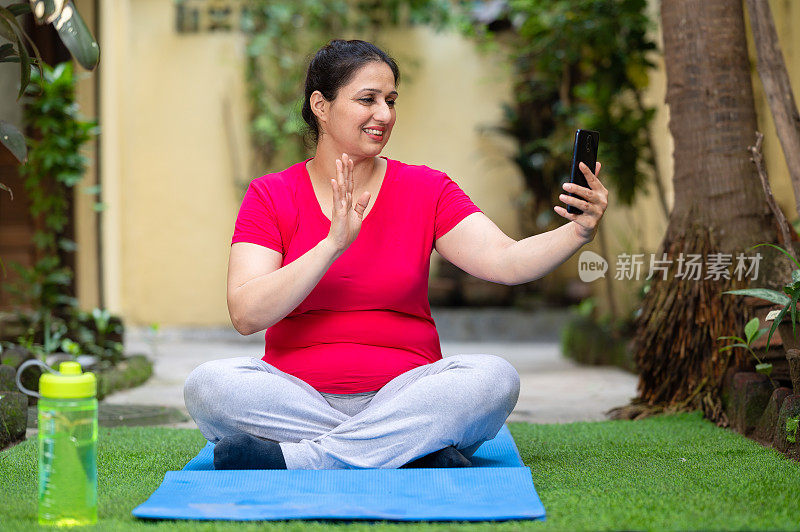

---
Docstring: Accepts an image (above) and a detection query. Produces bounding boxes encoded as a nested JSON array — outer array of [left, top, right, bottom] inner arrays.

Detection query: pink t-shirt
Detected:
[[231, 156, 483, 393]]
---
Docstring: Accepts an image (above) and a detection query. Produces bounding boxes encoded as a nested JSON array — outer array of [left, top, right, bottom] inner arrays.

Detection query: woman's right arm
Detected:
[[227, 239, 342, 335], [227, 153, 369, 335]]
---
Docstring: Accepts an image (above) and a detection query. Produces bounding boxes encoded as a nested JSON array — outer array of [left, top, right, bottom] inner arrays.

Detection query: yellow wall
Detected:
[[75, 0, 800, 326], [377, 26, 522, 268], [94, 0, 250, 326], [582, 0, 674, 317], [88, 2, 519, 326], [73, 0, 100, 311]]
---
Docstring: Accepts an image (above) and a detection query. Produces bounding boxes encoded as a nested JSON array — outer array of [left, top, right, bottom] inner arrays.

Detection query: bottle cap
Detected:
[[39, 361, 97, 399]]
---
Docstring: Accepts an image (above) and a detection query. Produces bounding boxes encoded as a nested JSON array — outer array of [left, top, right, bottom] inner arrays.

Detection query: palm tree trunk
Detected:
[[621, 0, 790, 425], [745, 0, 800, 217]]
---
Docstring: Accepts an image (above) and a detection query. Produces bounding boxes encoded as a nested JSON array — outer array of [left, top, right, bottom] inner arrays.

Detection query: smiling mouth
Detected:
[[362, 128, 384, 138]]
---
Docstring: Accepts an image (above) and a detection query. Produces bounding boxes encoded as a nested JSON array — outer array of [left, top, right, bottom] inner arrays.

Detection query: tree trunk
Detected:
[[621, 0, 792, 426], [745, 0, 800, 217]]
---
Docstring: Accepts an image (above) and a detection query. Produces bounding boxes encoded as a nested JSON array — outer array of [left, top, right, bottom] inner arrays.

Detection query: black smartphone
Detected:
[[566, 129, 599, 215]]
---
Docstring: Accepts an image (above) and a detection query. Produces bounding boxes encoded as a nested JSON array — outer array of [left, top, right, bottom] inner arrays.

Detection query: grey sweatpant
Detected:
[[183, 353, 520, 470]]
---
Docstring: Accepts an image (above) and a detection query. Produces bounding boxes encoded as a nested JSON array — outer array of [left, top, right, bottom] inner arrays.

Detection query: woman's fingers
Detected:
[[554, 205, 577, 220], [558, 193, 593, 214], [331, 178, 340, 212], [348, 158, 354, 207], [354, 191, 370, 216], [345, 156, 352, 207], [347, 157, 354, 199], [335, 159, 345, 209]]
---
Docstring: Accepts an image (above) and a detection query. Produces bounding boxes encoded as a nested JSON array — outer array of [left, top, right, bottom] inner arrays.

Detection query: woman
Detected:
[[184, 39, 609, 470]]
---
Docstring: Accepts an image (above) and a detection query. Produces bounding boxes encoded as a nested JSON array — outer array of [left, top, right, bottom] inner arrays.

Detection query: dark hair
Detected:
[[301, 39, 400, 147]]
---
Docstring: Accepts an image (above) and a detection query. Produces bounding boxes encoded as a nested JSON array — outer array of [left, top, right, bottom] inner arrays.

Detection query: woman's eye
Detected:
[[359, 98, 396, 106]]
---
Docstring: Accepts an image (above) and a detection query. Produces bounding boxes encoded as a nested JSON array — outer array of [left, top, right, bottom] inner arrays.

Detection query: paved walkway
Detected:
[[101, 326, 639, 430]]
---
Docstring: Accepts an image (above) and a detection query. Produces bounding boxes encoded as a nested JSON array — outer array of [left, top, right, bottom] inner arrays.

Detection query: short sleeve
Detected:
[[434, 173, 483, 241], [231, 181, 283, 254]]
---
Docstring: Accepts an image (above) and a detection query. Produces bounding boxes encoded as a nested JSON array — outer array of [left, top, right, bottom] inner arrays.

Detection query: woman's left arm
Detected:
[[501, 161, 608, 285], [434, 161, 608, 286]]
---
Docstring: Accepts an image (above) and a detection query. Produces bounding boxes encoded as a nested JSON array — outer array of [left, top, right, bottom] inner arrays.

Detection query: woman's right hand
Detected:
[[325, 153, 371, 254]]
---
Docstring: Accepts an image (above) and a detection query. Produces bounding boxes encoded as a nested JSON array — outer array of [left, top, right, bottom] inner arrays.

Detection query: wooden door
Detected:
[[0, 19, 74, 312], [0, 146, 35, 310]]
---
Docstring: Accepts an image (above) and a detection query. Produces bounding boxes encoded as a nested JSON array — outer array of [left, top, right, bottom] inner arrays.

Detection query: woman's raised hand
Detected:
[[325, 153, 371, 254]]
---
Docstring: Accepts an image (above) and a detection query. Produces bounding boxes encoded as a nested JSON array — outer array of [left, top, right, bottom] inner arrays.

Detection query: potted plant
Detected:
[[723, 243, 800, 394]]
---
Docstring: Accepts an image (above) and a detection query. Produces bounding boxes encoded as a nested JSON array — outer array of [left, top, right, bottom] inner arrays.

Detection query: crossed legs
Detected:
[[183, 354, 520, 469]]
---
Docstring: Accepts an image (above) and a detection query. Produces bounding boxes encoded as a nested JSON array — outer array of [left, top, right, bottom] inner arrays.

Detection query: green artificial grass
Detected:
[[1, 411, 799, 531]]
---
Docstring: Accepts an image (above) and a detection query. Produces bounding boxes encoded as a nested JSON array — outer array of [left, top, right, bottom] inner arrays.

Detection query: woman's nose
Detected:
[[374, 101, 392, 121]]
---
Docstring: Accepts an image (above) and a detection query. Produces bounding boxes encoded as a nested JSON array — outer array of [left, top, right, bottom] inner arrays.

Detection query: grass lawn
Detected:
[[1, 411, 799, 531]]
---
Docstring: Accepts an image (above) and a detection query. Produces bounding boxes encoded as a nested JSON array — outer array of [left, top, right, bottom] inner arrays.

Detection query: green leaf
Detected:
[[748, 242, 800, 272], [0, 12, 14, 42], [52, 1, 99, 70], [787, 417, 799, 443], [0, 120, 27, 163], [792, 269, 800, 284], [57, 238, 77, 252], [721, 288, 791, 306], [0, 6, 25, 33], [719, 343, 749, 352], [717, 336, 745, 343], [0, 18, 28, 98], [0, 42, 13, 58], [755, 363, 773, 376], [750, 328, 767, 345], [791, 289, 800, 340], [0, 6, 42, 94], [8, 3, 30, 17], [765, 304, 790, 353], [744, 317, 760, 344], [28, 0, 61, 24]]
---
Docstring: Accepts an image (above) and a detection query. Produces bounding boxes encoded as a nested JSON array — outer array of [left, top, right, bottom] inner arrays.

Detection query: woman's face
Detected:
[[319, 61, 397, 157]]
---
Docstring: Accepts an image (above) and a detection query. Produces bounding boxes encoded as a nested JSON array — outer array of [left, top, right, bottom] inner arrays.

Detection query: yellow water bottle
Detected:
[[17, 360, 98, 526]]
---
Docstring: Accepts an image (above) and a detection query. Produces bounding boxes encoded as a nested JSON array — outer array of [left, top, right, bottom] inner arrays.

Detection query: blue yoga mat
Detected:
[[132, 424, 545, 522]]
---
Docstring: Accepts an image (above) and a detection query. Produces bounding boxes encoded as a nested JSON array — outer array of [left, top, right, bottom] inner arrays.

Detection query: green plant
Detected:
[[717, 317, 778, 388], [2, 62, 98, 357], [561, 296, 637, 372], [0, 1, 99, 172], [787, 415, 799, 444], [722, 243, 800, 354], [60, 338, 80, 357], [469, 0, 659, 233], [66, 307, 124, 366], [12, 305, 123, 366], [4, 254, 75, 353]]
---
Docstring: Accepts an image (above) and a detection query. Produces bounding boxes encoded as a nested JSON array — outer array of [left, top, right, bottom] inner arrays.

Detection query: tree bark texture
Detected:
[[745, 0, 800, 218], [629, 0, 790, 425]]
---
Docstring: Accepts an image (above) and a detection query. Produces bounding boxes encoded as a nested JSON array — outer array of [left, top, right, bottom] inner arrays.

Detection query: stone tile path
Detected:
[[96, 330, 639, 430]]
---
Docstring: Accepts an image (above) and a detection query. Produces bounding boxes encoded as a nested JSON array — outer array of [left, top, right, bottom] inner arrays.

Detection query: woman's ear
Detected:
[[309, 90, 328, 124]]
